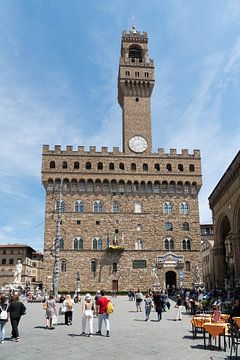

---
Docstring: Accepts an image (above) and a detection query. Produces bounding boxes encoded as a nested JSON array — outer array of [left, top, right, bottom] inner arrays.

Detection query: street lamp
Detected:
[[76, 271, 80, 294]]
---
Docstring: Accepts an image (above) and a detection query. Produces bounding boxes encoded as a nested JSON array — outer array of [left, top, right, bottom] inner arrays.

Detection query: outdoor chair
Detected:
[[229, 323, 240, 359]]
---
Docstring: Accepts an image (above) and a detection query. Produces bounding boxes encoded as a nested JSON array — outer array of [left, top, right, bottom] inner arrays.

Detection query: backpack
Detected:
[[67, 301, 73, 310], [106, 301, 113, 314], [0, 306, 8, 320]]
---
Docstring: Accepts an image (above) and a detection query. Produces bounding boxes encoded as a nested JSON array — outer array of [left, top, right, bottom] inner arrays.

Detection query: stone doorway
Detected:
[[165, 271, 176, 289], [112, 280, 118, 291]]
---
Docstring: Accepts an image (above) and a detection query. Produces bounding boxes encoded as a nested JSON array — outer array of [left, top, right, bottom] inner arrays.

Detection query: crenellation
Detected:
[[42, 145, 49, 153], [113, 147, 120, 154], [66, 145, 73, 152], [78, 146, 85, 153], [182, 149, 189, 156], [101, 146, 108, 153], [158, 148, 165, 156], [89, 146, 96, 153], [54, 145, 61, 152], [170, 149, 177, 156]]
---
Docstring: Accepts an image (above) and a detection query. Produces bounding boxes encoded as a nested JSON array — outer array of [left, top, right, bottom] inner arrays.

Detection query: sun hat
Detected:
[[85, 293, 91, 300]]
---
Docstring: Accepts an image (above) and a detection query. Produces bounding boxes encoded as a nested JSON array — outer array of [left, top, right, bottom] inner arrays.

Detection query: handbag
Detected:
[[59, 306, 66, 315], [42, 303, 47, 310], [0, 306, 8, 320]]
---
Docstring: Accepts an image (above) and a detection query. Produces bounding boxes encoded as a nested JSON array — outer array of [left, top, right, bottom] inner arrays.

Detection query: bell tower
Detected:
[[118, 26, 155, 154]]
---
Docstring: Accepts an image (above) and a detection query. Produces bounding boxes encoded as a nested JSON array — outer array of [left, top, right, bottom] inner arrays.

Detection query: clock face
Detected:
[[129, 136, 148, 153]]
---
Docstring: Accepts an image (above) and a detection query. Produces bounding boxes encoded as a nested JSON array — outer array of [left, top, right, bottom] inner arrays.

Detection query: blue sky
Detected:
[[0, 0, 240, 251]]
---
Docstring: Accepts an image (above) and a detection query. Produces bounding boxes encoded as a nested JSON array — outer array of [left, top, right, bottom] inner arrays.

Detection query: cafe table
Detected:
[[191, 315, 212, 338], [203, 322, 229, 351], [232, 317, 240, 327]]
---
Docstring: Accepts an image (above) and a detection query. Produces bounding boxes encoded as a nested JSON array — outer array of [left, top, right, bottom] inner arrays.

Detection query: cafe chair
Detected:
[[229, 323, 240, 359]]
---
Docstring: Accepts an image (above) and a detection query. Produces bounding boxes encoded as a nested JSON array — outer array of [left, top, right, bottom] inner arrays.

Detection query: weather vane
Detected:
[[131, 16, 137, 33]]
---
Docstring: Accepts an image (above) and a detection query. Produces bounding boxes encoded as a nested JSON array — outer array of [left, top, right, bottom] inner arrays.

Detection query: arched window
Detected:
[[109, 162, 114, 170], [164, 222, 173, 231], [86, 162, 91, 170], [125, 70, 130, 76], [126, 181, 132, 192], [50, 161, 55, 169], [153, 181, 160, 193], [182, 222, 190, 231], [73, 237, 83, 250], [2, 259, 6, 265], [61, 260, 67, 272], [134, 202, 142, 213], [92, 238, 102, 250], [189, 164, 195, 172], [59, 238, 64, 250], [182, 238, 191, 250], [163, 202, 173, 215], [74, 200, 84, 213], [135, 240, 144, 250], [97, 162, 103, 170], [79, 180, 86, 192], [9, 258, 14, 265], [91, 260, 97, 273], [161, 181, 168, 193], [119, 181, 125, 193], [103, 180, 110, 193], [164, 238, 174, 251], [176, 182, 183, 193], [62, 161, 67, 169], [119, 163, 124, 170], [169, 181, 175, 193], [93, 201, 103, 213], [146, 182, 152, 193], [166, 163, 172, 171], [47, 179, 54, 191], [56, 200, 65, 213], [87, 180, 94, 192], [112, 201, 120, 213], [135, 71, 139, 77], [191, 182, 197, 194], [184, 182, 190, 194], [74, 162, 79, 169], [178, 164, 184, 172], [179, 202, 189, 215], [185, 261, 191, 271], [131, 163, 136, 171], [155, 163, 160, 171], [129, 44, 142, 62], [143, 163, 148, 171]]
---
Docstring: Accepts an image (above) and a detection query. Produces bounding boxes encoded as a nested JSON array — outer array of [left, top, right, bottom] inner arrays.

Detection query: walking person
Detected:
[[7, 292, 26, 341], [96, 290, 111, 337], [144, 294, 152, 321], [44, 294, 57, 329], [135, 289, 144, 312], [63, 294, 74, 325], [81, 293, 95, 337], [153, 291, 164, 321], [0, 295, 8, 343], [175, 294, 183, 321]]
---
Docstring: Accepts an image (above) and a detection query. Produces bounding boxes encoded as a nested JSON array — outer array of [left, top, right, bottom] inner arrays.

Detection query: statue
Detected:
[[14, 260, 23, 284], [151, 267, 160, 289]]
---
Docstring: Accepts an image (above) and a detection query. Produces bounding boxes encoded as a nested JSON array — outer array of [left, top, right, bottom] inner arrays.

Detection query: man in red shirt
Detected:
[[96, 290, 110, 337]]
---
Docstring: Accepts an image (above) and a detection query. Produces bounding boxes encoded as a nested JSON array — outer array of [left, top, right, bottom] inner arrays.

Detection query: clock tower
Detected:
[[118, 26, 155, 154]]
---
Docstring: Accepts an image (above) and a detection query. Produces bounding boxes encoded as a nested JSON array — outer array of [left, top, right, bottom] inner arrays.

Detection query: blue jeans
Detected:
[[0, 321, 7, 341], [98, 313, 110, 332], [145, 306, 151, 320]]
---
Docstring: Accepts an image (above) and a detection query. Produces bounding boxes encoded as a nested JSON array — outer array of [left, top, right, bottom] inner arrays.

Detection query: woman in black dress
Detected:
[[7, 292, 26, 342]]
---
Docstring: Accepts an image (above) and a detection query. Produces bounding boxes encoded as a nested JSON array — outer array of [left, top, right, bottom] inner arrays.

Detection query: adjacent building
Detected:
[[201, 224, 214, 289], [41, 27, 202, 292]]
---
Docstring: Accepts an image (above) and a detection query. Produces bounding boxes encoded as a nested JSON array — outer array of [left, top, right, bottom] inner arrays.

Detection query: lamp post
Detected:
[[76, 271, 80, 294]]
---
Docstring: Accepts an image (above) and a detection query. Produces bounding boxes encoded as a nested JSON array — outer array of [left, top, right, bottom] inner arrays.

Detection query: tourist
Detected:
[[175, 294, 183, 321], [62, 294, 74, 325], [153, 291, 164, 321], [7, 292, 26, 341], [135, 289, 144, 312], [81, 293, 95, 337], [144, 294, 152, 321], [96, 290, 110, 337], [212, 304, 221, 323], [44, 294, 57, 329], [0, 295, 8, 343]]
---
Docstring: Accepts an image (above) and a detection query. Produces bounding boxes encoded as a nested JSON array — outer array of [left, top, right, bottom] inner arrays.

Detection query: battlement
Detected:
[[119, 58, 154, 67], [42, 145, 200, 158], [122, 30, 148, 42]]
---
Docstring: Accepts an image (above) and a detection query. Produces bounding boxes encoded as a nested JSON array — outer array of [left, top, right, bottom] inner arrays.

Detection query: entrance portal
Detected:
[[112, 280, 118, 291], [165, 271, 176, 289]]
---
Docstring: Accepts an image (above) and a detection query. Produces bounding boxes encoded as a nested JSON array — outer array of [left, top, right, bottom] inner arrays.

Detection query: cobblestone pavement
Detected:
[[0, 297, 230, 360]]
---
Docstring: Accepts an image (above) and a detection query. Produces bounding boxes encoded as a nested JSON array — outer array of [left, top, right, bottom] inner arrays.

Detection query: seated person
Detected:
[[212, 304, 221, 322]]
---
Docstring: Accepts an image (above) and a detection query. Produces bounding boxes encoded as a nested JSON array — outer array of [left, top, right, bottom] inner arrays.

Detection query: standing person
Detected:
[[44, 294, 57, 329], [63, 294, 74, 325], [175, 294, 183, 321], [0, 295, 8, 343], [135, 289, 144, 312], [7, 292, 26, 341], [144, 294, 152, 321], [96, 290, 110, 337], [81, 293, 95, 337], [153, 291, 164, 321]]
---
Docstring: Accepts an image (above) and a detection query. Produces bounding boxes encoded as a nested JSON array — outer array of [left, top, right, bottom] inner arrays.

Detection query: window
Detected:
[[112, 201, 120, 213], [93, 201, 103, 213], [166, 163, 172, 171], [136, 224, 142, 232], [135, 97, 139, 102], [169, 181, 175, 193], [77, 220, 81, 225], [143, 163, 148, 171], [73, 237, 83, 250], [74, 200, 84, 213], [129, 45, 142, 61], [135, 240, 144, 250], [59, 238, 64, 250], [119, 181, 125, 193], [86, 162, 91, 170], [146, 182, 152, 193], [91, 260, 97, 273], [132, 260, 146, 269], [96, 221, 100, 225], [2, 259, 6, 265], [97, 162, 103, 170], [153, 182, 160, 193], [145, 72, 149, 77], [109, 162, 114, 170], [182, 222, 190, 231], [9, 258, 14, 264], [74, 162, 79, 169], [178, 164, 184, 172], [185, 261, 191, 271], [179, 202, 189, 215], [56, 200, 65, 213], [184, 183, 190, 194], [125, 70, 130, 76], [155, 163, 160, 171], [191, 182, 197, 194], [50, 161, 55, 169], [92, 238, 102, 250], [61, 260, 67, 272], [62, 161, 67, 169], [161, 181, 168, 193], [164, 238, 174, 251], [164, 222, 173, 231], [135, 71, 139, 77], [176, 182, 183, 193], [119, 163, 124, 170], [189, 164, 195, 172], [131, 163, 136, 171], [182, 238, 191, 250], [113, 262, 117, 272], [134, 202, 142, 213], [163, 202, 173, 215]]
